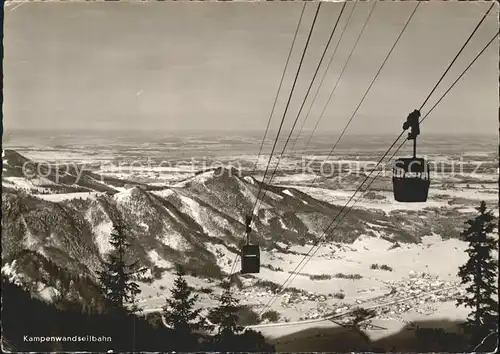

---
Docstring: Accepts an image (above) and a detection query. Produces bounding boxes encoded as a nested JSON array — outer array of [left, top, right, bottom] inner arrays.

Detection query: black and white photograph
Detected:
[[1, 0, 499, 352]]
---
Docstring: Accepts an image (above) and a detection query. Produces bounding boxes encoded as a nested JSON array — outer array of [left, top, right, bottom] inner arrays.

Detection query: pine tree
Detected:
[[456, 201, 498, 347], [208, 281, 243, 341], [97, 222, 145, 313], [162, 265, 210, 349], [67, 279, 81, 302], [205, 281, 276, 352]]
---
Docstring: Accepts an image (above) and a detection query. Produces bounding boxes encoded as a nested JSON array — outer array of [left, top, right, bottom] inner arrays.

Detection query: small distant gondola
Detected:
[[392, 110, 430, 203], [240, 215, 260, 274]]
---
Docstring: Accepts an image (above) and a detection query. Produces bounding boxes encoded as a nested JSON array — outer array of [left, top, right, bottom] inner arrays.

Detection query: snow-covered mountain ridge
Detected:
[[1, 150, 473, 304]]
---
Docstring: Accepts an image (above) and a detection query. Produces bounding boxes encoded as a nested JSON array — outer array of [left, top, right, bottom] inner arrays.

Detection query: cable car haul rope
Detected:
[[234, 2, 308, 277], [236, 1, 346, 276], [237, 1, 325, 276], [230, 1, 496, 279]]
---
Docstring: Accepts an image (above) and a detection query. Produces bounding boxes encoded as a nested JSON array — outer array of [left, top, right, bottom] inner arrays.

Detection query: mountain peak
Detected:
[[175, 166, 243, 188], [2, 149, 30, 167], [113, 186, 147, 203], [194, 166, 242, 178], [213, 166, 241, 176]]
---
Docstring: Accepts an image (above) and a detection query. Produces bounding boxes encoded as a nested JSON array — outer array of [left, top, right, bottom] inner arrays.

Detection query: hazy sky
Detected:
[[3, 1, 499, 135]]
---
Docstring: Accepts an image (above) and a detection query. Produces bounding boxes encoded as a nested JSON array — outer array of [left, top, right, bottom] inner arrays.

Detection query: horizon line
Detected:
[[3, 128, 498, 136]]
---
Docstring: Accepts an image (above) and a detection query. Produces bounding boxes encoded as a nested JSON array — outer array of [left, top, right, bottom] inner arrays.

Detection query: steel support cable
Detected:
[[312, 32, 499, 263], [250, 2, 307, 176], [257, 29, 498, 314], [257, 0, 415, 271], [233, 1, 306, 279], [252, 1, 348, 221], [228, 2, 323, 278], [258, 6, 371, 272], [306, 1, 420, 189], [303, 0, 492, 186], [301, 0, 378, 155], [307, 28, 500, 280], [372, 28, 499, 178], [256, 2, 421, 313], [256, 131, 405, 316], [289, 1, 359, 155], [249, 2, 323, 218], [418, 1, 495, 111]]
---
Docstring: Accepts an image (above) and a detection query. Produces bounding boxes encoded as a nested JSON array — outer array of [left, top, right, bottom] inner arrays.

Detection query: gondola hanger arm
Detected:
[[245, 215, 252, 234], [244, 215, 252, 245], [402, 109, 421, 140]]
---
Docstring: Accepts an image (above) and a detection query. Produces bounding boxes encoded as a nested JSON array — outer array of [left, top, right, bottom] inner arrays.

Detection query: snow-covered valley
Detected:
[[2, 134, 498, 346]]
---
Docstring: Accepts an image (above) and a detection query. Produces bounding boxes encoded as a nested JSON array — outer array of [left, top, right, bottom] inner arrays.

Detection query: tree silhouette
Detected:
[[97, 222, 145, 313], [1, 275, 176, 352], [162, 264, 210, 350], [237, 328, 276, 352], [456, 201, 498, 348], [208, 280, 243, 349]]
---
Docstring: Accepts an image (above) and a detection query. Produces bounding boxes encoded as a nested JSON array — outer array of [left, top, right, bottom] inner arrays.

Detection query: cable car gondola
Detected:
[[392, 110, 430, 203], [241, 216, 260, 274]]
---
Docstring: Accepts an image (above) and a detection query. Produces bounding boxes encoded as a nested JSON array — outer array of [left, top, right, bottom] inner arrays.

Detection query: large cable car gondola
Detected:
[[241, 216, 260, 274], [393, 110, 430, 202]]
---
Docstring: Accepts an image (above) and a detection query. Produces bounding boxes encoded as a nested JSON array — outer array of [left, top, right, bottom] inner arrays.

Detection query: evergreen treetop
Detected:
[[456, 201, 498, 348], [97, 222, 145, 313], [162, 264, 211, 338], [208, 280, 243, 339]]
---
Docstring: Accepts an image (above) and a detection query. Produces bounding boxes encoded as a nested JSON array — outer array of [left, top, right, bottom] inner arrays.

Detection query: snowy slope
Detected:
[[2, 150, 492, 308]]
